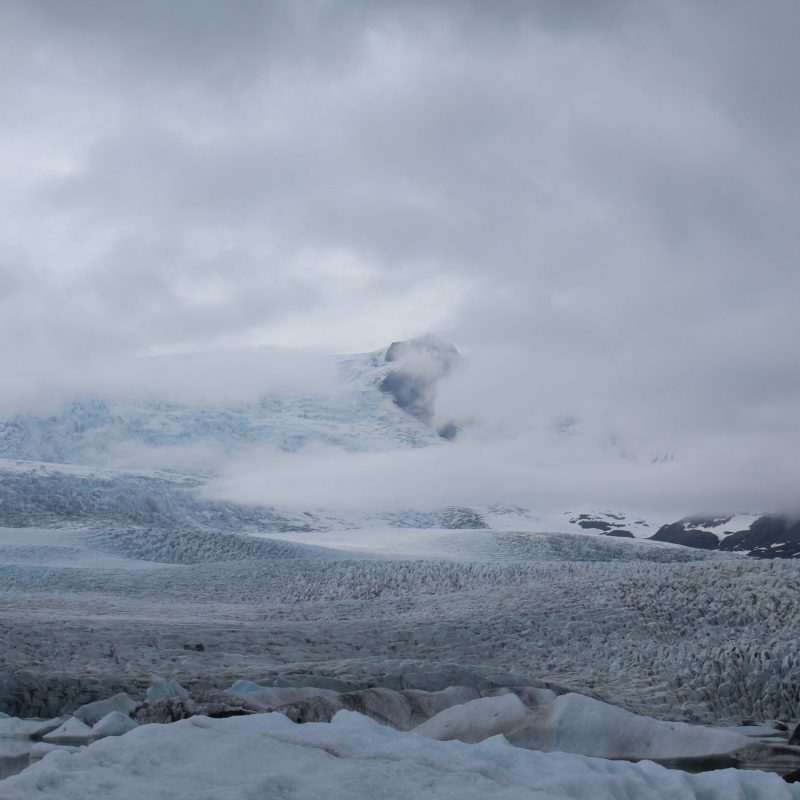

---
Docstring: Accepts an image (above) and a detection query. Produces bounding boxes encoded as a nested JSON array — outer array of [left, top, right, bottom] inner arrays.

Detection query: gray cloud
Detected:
[[0, 1, 798, 509]]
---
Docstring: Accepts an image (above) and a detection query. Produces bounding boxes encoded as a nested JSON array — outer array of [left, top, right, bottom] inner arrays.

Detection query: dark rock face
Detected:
[[380, 371, 433, 423], [569, 513, 632, 533], [566, 513, 649, 539], [649, 514, 800, 559], [650, 523, 720, 550], [384, 337, 460, 367], [577, 519, 614, 532], [719, 516, 800, 559], [437, 421, 459, 440], [380, 335, 461, 437], [784, 767, 800, 783], [789, 722, 800, 746]]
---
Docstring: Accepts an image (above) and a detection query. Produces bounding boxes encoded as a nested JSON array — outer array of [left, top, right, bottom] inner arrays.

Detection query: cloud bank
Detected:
[[1, 1, 798, 511]]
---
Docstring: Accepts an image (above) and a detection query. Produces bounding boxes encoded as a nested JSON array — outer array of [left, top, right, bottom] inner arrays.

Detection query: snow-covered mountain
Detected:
[[0, 349, 441, 468], [0, 337, 794, 558], [0, 338, 484, 536]]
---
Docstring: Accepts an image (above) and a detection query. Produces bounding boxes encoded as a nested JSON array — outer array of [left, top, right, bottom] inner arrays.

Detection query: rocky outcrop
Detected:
[[719, 516, 800, 559], [380, 335, 461, 437], [650, 514, 800, 558], [650, 522, 720, 550]]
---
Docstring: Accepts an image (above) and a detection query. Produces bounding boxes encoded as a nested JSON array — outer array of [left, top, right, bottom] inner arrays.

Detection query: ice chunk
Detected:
[[91, 711, 138, 739], [30, 741, 81, 758], [0, 716, 65, 739], [230, 686, 339, 707], [145, 676, 189, 701], [404, 686, 481, 726], [412, 690, 765, 763], [74, 693, 137, 724], [508, 693, 753, 760], [42, 717, 94, 744], [415, 694, 529, 742], [226, 680, 265, 696]]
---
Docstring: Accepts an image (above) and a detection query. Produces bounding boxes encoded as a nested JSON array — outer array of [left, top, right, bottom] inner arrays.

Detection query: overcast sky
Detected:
[[1, 1, 799, 511]]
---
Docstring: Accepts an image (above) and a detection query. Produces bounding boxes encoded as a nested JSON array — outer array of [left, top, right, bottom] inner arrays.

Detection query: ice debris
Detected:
[[74, 692, 137, 724], [42, 716, 94, 743], [146, 676, 189, 701], [0, 710, 797, 800], [91, 711, 138, 738]]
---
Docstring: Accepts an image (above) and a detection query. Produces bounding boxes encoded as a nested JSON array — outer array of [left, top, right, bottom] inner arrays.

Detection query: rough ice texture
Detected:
[[1, 711, 797, 800], [0, 352, 440, 465], [1, 521, 800, 724], [0, 460, 498, 541]]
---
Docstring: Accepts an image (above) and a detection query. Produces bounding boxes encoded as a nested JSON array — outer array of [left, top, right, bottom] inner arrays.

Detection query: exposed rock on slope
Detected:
[[650, 514, 800, 558], [379, 334, 461, 438]]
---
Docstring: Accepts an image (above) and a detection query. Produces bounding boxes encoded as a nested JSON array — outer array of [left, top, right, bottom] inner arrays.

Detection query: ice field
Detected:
[[1, 521, 800, 729]]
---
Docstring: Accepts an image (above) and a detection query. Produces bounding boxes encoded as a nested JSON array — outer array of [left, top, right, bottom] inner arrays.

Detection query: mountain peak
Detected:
[[384, 334, 460, 368], [380, 335, 461, 437]]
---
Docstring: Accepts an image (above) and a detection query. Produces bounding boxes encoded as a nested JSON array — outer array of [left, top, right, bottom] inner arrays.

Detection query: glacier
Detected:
[[1, 340, 800, 793]]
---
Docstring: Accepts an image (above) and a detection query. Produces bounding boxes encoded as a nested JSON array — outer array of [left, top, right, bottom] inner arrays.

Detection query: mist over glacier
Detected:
[[2, 338, 797, 516], [1, 1, 799, 796]]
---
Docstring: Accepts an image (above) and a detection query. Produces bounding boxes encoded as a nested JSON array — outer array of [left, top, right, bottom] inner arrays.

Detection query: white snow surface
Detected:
[[685, 514, 764, 540], [1, 711, 797, 800]]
